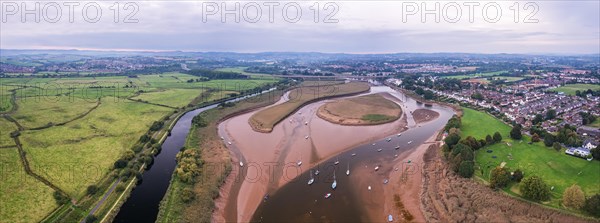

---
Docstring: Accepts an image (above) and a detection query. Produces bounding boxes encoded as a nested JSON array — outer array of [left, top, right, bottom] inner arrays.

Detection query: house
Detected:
[[565, 147, 592, 159], [583, 139, 597, 150], [578, 126, 600, 138]]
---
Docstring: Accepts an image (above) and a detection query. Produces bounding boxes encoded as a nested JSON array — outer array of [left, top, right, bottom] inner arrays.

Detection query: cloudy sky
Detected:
[[1, 0, 598, 54]]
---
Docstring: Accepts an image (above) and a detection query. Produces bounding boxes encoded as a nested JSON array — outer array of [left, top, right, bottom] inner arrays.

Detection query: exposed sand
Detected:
[[216, 90, 416, 222], [413, 109, 440, 125], [316, 93, 402, 126]]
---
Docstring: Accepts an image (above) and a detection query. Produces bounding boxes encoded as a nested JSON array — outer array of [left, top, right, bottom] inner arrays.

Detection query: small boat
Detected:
[[372, 143, 376, 146], [387, 137, 392, 142], [308, 170, 314, 185], [228, 141, 232, 145], [239, 161, 244, 167], [394, 154, 398, 157], [297, 161, 302, 166], [374, 166, 380, 171], [407, 141, 412, 144], [368, 186, 372, 191], [305, 121, 308, 125], [346, 163, 350, 176], [263, 194, 269, 201], [324, 193, 332, 199], [331, 171, 337, 189], [351, 153, 356, 156], [377, 149, 383, 152], [394, 167, 399, 171], [388, 214, 393, 222], [305, 135, 309, 139], [315, 169, 320, 175], [289, 119, 292, 123], [334, 157, 340, 165], [383, 179, 389, 184], [397, 133, 402, 137], [220, 136, 224, 140], [299, 112, 302, 115]]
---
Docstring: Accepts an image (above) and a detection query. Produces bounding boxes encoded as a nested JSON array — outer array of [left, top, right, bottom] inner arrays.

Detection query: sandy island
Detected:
[[213, 86, 449, 222], [316, 93, 402, 126]]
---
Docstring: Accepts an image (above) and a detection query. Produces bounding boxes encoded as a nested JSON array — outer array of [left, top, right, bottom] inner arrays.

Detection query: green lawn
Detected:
[[461, 107, 600, 208], [0, 118, 17, 147], [551, 84, 600, 96], [0, 149, 58, 223], [587, 119, 600, 128], [13, 96, 98, 128]]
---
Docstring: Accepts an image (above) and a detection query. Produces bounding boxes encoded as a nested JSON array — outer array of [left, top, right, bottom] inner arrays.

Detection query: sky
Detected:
[[0, 0, 599, 54]]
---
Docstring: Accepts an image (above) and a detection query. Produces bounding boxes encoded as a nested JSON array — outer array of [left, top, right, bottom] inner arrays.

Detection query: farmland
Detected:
[[551, 84, 600, 96], [249, 82, 370, 132], [444, 71, 509, 80], [460, 107, 600, 209], [0, 73, 280, 223]]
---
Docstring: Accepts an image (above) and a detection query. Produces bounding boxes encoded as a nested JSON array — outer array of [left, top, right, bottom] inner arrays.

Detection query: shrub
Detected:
[[510, 125, 522, 140], [490, 166, 511, 189], [458, 161, 474, 178], [512, 169, 524, 182], [181, 188, 196, 203], [553, 142, 562, 151], [520, 176, 550, 202], [84, 215, 97, 223], [115, 185, 125, 192], [444, 132, 461, 147], [531, 133, 541, 142], [493, 132, 502, 142], [114, 159, 128, 169], [53, 191, 69, 205], [192, 115, 208, 127], [86, 185, 99, 195], [563, 184, 585, 209], [485, 135, 493, 145], [583, 194, 600, 217]]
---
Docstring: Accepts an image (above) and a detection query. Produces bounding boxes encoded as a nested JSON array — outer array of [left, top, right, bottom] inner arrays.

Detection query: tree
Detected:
[[544, 134, 555, 147], [53, 191, 69, 205], [591, 147, 600, 160], [510, 125, 522, 140], [114, 159, 128, 169], [512, 169, 524, 182], [531, 133, 541, 142], [563, 184, 585, 209], [490, 166, 511, 188], [485, 134, 493, 145], [458, 161, 474, 178], [553, 142, 562, 151], [192, 115, 208, 128], [532, 114, 544, 125], [545, 109, 557, 120], [423, 90, 434, 100], [444, 132, 461, 147], [583, 194, 600, 217], [520, 176, 551, 202], [86, 185, 99, 195], [84, 215, 97, 223], [493, 132, 502, 142], [181, 188, 196, 203]]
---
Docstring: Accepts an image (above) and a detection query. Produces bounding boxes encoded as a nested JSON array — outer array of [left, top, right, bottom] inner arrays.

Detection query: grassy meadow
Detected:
[[317, 93, 402, 125], [0, 73, 280, 222], [444, 71, 509, 80], [460, 107, 600, 208], [551, 84, 600, 96]]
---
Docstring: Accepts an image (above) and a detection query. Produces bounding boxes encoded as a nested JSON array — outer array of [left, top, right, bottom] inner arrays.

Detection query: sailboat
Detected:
[[308, 170, 314, 185], [346, 162, 350, 176], [374, 165, 380, 171], [395, 142, 400, 150], [239, 161, 244, 167], [315, 169, 319, 175], [377, 148, 383, 152], [334, 157, 339, 165], [331, 171, 337, 189]]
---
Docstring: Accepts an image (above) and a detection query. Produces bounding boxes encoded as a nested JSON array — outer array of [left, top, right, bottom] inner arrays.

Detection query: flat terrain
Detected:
[[317, 93, 402, 125], [444, 71, 508, 80], [461, 107, 600, 209], [249, 82, 370, 132], [412, 108, 440, 124], [0, 74, 278, 222], [551, 84, 600, 96]]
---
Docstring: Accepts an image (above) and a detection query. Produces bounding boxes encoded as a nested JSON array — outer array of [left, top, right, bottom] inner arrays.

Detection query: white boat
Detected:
[[334, 157, 339, 165], [297, 161, 302, 166], [305, 135, 309, 139], [308, 170, 314, 185], [305, 121, 308, 125], [374, 166, 380, 171], [383, 179, 389, 184], [315, 169, 319, 175], [331, 171, 337, 189], [372, 143, 376, 146], [346, 163, 350, 176], [220, 136, 224, 140], [228, 141, 232, 145], [387, 138, 392, 142], [239, 161, 244, 167], [397, 133, 402, 137], [377, 149, 382, 152], [407, 141, 412, 144], [368, 186, 372, 191], [324, 193, 332, 199], [351, 153, 356, 156], [394, 154, 398, 157], [388, 215, 393, 222], [394, 144, 400, 150]]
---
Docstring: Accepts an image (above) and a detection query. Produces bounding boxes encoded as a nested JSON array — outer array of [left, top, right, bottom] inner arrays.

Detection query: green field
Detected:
[[551, 84, 600, 96], [471, 76, 524, 83], [461, 107, 600, 208], [0, 73, 279, 222], [587, 119, 600, 128], [444, 71, 509, 80], [0, 149, 58, 223], [131, 88, 205, 108]]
